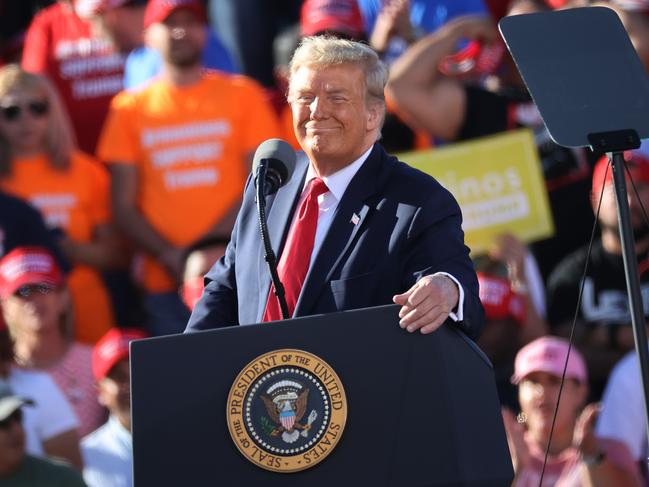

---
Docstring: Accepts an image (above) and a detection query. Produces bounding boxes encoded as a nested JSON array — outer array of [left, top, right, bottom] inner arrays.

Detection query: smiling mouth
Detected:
[[306, 127, 339, 133]]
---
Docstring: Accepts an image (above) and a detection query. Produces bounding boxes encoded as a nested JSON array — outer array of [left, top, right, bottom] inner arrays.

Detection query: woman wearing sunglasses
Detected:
[[0, 64, 120, 345]]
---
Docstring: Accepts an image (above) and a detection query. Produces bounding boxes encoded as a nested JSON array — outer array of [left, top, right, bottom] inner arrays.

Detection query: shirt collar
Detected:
[[305, 145, 374, 202]]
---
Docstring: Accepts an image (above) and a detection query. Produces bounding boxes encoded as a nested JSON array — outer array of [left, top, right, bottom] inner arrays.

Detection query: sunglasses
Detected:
[[0, 409, 22, 430], [0, 100, 49, 122], [14, 283, 57, 298]]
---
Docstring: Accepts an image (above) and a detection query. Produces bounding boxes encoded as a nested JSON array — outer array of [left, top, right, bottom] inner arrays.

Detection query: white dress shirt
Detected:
[[286, 146, 465, 321]]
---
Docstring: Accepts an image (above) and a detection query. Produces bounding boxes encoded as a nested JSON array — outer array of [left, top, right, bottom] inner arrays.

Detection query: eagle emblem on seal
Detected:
[[260, 380, 318, 444]]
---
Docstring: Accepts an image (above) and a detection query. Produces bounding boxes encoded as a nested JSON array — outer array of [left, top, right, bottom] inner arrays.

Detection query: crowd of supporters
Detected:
[[1, 0, 649, 485]]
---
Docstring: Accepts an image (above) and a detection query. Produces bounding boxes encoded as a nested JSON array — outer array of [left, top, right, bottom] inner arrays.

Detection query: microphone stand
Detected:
[[256, 160, 290, 320]]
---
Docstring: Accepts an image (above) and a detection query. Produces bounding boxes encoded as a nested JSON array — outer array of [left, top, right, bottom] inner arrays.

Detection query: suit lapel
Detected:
[[294, 145, 389, 316], [255, 153, 308, 322]]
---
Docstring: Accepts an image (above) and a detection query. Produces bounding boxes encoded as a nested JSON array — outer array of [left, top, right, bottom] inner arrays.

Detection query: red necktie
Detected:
[[263, 177, 329, 321]]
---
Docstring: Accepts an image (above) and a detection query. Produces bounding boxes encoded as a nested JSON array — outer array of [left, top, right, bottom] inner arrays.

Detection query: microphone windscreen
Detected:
[[252, 139, 296, 187]]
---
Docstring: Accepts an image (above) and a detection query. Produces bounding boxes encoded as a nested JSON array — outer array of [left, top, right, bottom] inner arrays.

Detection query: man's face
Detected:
[[0, 409, 25, 475], [98, 359, 131, 420], [596, 179, 649, 238], [289, 64, 381, 175], [145, 9, 206, 68]]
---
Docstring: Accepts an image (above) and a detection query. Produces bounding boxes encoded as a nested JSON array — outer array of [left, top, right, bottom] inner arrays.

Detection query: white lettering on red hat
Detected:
[[0, 254, 54, 281], [97, 336, 133, 361]]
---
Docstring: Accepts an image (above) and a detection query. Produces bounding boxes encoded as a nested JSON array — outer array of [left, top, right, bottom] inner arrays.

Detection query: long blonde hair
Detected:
[[0, 64, 76, 177]]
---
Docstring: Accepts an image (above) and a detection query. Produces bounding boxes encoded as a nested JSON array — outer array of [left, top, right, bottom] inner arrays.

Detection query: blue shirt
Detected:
[[358, 0, 488, 64], [123, 28, 238, 90], [81, 416, 132, 487]]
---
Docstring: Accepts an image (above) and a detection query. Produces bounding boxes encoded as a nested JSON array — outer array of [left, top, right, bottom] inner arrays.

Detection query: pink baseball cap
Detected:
[[511, 336, 587, 384], [92, 328, 148, 381], [143, 0, 207, 29], [0, 247, 63, 299]]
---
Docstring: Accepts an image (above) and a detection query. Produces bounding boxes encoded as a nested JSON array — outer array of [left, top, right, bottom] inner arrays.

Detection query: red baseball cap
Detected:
[[477, 272, 525, 326], [0, 247, 63, 299], [300, 0, 366, 38], [592, 150, 649, 195], [92, 328, 148, 381], [511, 336, 587, 384], [143, 0, 207, 29]]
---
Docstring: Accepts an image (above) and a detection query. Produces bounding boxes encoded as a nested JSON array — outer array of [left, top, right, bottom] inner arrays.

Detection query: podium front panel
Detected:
[[131, 304, 512, 486]]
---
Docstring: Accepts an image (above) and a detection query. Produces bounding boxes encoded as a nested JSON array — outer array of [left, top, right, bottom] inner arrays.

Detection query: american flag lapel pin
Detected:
[[351, 213, 360, 225]]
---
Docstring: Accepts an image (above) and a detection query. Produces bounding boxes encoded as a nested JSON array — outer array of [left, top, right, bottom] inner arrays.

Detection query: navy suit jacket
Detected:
[[186, 144, 484, 339]]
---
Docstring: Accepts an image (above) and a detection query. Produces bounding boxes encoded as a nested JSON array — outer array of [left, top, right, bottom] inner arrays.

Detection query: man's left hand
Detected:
[[393, 275, 459, 334]]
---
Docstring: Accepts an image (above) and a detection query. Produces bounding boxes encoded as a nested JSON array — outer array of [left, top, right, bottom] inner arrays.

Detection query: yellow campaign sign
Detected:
[[398, 129, 554, 255]]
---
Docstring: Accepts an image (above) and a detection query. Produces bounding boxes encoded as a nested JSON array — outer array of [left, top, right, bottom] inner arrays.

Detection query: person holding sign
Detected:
[[386, 1, 595, 281]]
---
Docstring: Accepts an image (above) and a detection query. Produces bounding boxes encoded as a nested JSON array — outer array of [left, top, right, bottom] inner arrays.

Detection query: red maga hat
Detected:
[[0, 247, 63, 299], [143, 0, 207, 29], [300, 0, 365, 37], [477, 272, 525, 326], [92, 328, 148, 381]]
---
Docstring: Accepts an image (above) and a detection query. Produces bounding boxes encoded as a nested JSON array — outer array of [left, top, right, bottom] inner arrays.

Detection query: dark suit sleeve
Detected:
[[403, 187, 484, 340]]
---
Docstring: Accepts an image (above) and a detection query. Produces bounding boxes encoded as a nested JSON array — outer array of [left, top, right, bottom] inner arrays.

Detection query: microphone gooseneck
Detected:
[[253, 139, 296, 320]]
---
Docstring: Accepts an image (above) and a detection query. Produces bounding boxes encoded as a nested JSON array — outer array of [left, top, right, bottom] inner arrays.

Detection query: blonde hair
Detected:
[[288, 36, 388, 111], [0, 64, 76, 177]]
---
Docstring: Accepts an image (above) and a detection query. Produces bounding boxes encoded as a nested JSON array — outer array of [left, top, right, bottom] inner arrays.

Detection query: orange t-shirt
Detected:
[[0, 151, 115, 343], [98, 71, 281, 292]]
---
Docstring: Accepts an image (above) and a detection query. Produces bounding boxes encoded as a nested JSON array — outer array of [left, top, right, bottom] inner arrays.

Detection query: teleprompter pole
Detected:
[[610, 150, 649, 469]]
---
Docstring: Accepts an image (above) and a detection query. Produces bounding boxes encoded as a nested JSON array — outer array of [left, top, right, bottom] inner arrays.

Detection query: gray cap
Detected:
[[0, 379, 33, 421]]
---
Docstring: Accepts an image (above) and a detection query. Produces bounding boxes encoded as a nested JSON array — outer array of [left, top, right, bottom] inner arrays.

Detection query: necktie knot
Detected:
[[307, 177, 329, 199]]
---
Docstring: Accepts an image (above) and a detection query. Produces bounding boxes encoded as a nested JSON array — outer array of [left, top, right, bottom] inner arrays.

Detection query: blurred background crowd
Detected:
[[1, 0, 649, 485]]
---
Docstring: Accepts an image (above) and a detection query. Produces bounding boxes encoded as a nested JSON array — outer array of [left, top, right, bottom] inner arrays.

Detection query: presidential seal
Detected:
[[226, 349, 347, 473]]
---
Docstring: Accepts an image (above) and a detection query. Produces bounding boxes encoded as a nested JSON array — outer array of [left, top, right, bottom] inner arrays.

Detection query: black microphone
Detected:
[[252, 139, 295, 319], [252, 138, 296, 196]]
